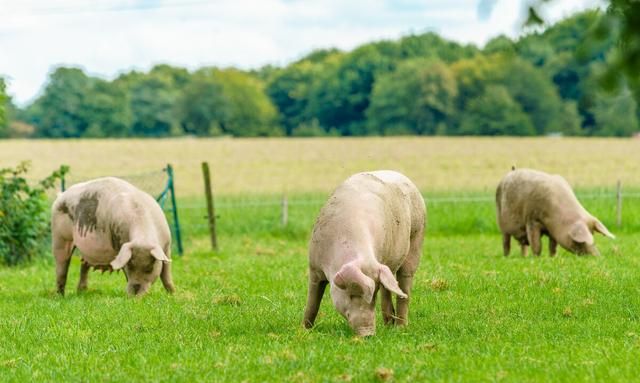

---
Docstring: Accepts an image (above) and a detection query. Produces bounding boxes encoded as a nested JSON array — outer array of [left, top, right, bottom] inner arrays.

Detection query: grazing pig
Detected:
[[303, 171, 426, 336], [496, 168, 614, 257], [51, 177, 175, 296]]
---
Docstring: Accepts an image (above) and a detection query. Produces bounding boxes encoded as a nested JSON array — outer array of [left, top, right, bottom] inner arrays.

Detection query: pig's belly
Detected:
[[73, 230, 117, 265]]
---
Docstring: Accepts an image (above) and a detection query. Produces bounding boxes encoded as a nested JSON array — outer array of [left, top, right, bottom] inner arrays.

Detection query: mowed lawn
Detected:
[[1, 220, 639, 381], [1, 137, 640, 382]]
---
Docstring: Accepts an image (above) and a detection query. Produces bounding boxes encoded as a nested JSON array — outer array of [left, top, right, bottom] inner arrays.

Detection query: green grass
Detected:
[[1, 192, 640, 382]]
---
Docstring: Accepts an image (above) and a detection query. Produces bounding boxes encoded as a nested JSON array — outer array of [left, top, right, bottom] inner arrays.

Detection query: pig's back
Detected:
[[310, 171, 423, 269]]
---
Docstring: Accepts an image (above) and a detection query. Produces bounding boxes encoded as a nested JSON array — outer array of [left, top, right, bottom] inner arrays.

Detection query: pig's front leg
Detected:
[[160, 261, 176, 293], [303, 269, 327, 329], [549, 236, 558, 257], [381, 286, 396, 325]]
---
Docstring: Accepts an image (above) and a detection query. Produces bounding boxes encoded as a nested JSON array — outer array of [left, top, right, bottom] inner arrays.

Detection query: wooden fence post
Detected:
[[281, 194, 288, 227], [616, 180, 622, 228], [202, 162, 218, 251]]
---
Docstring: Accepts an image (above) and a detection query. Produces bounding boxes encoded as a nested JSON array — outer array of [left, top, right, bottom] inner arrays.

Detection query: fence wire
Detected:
[[177, 190, 635, 211]]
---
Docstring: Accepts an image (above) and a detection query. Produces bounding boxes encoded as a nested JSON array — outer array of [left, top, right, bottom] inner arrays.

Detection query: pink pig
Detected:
[[303, 171, 426, 336]]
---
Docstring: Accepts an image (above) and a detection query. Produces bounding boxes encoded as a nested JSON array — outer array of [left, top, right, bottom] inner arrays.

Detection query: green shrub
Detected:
[[0, 162, 68, 266]]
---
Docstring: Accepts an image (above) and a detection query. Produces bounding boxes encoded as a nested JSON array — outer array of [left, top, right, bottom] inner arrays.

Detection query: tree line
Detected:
[[1, 10, 639, 139]]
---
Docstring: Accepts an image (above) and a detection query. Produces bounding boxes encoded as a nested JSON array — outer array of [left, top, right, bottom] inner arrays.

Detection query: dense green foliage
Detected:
[[5, 9, 640, 138], [0, 162, 67, 265], [1, 192, 639, 381], [528, 0, 640, 100]]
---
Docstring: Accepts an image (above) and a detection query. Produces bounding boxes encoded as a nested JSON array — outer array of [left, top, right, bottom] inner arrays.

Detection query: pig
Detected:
[[303, 170, 426, 336], [51, 177, 175, 296], [496, 168, 615, 257]]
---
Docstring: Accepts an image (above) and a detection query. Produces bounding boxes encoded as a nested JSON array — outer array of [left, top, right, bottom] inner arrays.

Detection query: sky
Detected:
[[0, 0, 602, 105]]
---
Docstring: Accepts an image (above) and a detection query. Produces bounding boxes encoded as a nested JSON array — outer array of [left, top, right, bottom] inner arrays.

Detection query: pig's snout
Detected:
[[348, 312, 376, 337], [355, 326, 376, 337]]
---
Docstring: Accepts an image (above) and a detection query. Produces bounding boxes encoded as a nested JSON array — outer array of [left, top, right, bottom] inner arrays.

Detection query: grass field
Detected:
[[1, 137, 640, 382]]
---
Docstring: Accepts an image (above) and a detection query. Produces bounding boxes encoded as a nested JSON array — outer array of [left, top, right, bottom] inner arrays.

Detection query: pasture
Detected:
[[1, 137, 640, 382]]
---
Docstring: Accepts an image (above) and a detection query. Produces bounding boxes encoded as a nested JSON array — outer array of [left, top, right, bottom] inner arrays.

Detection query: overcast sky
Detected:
[[0, 0, 602, 105]]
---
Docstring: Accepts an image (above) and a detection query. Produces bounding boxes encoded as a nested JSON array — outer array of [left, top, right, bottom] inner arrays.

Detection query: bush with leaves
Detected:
[[0, 162, 68, 266]]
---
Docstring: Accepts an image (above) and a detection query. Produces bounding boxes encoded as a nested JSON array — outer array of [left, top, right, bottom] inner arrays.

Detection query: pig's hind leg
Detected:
[[52, 210, 75, 296], [396, 227, 424, 326], [53, 235, 74, 296], [502, 233, 511, 256], [526, 221, 543, 256]]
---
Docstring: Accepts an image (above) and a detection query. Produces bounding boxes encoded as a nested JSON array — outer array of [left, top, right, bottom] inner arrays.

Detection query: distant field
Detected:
[[1, 137, 639, 196]]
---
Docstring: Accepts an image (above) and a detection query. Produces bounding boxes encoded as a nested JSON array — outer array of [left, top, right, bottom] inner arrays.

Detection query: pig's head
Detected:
[[561, 218, 615, 256], [110, 241, 171, 295], [331, 262, 407, 336]]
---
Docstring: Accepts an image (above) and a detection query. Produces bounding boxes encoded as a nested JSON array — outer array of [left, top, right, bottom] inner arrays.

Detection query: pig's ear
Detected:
[[593, 219, 615, 239], [334, 263, 375, 304], [570, 222, 594, 245], [151, 246, 171, 263], [378, 265, 407, 299], [111, 243, 132, 270]]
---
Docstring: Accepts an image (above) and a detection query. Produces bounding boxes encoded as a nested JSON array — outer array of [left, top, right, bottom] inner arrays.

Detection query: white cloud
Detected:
[[0, 0, 602, 105]]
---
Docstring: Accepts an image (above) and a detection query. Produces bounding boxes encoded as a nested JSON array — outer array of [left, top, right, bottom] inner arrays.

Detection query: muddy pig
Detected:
[[51, 177, 175, 296]]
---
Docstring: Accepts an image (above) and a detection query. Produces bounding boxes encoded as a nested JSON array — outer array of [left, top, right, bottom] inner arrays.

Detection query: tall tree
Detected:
[[459, 85, 535, 136], [124, 66, 185, 137], [179, 68, 281, 137], [453, 54, 576, 135], [367, 59, 457, 135], [590, 88, 639, 136], [29, 67, 94, 137], [527, 2, 640, 102], [267, 59, 326, 135], [83, 79, 131, 137], [306, 45, 394, 135], [398, 32, 477, 62]]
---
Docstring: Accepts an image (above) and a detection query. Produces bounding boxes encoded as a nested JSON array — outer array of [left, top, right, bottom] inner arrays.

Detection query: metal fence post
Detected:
[[281, 194, 288, 227], [616, 180, 622, 228], [201, 162, 218, 251], [167, 164, 184, 256]]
